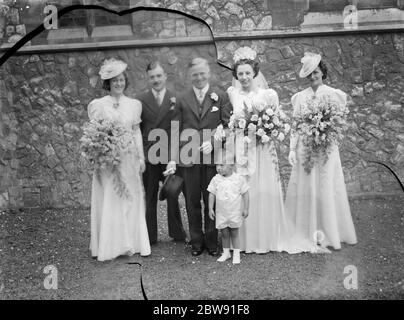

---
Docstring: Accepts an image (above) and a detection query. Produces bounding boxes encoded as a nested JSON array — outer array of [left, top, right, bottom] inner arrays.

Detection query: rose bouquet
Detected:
[[292, 94, 349, 174], [227, 97, 290, 146], [80, 118, 134, 199]]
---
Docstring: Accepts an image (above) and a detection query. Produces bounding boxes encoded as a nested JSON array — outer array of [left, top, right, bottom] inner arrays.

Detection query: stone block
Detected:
[[241, 18, 255, 31], [5, 25, 14, 37], [7, 8, 19, 25], [266, 49, 283, 62], [257, 15, 272, 29], [206, 5, 220, 20], [23, 190, 40, 207], [280, 46, 294, 59], [224, 2, 245, 19], [175, 19, 187, 38]]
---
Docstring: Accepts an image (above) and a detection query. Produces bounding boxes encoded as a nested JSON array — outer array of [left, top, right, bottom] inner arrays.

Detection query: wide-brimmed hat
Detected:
[[299, 52, 322, 78], [158, 174, 184, 201], [99, 58, 127, 80]]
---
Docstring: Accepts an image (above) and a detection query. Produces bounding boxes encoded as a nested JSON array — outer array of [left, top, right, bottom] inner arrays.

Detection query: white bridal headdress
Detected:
[[233, 46, 257, 63], [299, 52, 322, 78], [99, 58, 128, 80], [231, 46, 268, 90]]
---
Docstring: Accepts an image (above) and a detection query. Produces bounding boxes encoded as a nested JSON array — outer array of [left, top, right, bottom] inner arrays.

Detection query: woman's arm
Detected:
[[134, 102, 145, 173], [288, 92, 300, 166]]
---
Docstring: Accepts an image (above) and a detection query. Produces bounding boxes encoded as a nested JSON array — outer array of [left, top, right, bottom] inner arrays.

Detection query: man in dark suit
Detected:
[[139, 61, 186, 245], [171, 57, 231, 256]]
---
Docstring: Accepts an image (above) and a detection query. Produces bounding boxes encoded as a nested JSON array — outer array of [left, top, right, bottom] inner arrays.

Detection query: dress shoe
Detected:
[[208, 249, 219, 257], [191, 248, 204, 256]]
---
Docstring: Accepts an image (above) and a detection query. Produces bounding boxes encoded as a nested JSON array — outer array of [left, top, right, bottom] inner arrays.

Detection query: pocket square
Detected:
[[211, 106, 219, 112]]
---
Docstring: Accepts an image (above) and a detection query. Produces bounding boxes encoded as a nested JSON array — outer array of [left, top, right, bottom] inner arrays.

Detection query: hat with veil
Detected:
[[231, 46, 269, 90]]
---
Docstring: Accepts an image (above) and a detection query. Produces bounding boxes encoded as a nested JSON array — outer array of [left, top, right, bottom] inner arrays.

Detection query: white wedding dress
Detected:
[[88, 95, 151, 261], [227, 86, 326, 254], [285, 85, 357, 250]]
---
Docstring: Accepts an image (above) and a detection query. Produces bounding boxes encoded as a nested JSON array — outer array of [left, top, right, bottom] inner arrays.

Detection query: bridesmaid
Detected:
[[285, 52, 357, 250], [88, 58, 151, 261]]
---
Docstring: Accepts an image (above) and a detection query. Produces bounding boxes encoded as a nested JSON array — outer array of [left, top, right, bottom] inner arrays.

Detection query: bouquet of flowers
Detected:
[[80, 118, 134, 199], [292, 95, 349, 174], [227, 98, 291, 146]]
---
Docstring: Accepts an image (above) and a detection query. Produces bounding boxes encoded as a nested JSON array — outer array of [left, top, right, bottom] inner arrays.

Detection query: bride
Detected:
[[227, 47, 327, 254]]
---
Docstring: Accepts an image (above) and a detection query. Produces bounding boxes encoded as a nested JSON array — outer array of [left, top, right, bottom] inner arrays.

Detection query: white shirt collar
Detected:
[[193, 84, 209, 98], [152, 87, 166, 99]]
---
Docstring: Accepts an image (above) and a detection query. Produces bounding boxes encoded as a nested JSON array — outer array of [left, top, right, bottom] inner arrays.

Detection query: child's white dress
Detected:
[[207, 173, 249, 229]]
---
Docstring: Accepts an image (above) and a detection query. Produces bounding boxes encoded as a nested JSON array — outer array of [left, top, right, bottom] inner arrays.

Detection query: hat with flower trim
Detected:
[[99, 58, 128, 80], [299, 52, 322, 78]]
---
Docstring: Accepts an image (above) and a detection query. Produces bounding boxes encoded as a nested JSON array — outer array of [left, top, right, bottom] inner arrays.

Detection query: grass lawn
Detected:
[[1, 195, 403, 300]]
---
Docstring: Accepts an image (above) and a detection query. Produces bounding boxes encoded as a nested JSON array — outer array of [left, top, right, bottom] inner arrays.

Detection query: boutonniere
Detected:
[[211, 106, 219, 112], [169, 97, 176, 110], [210, 92, 219, 102]]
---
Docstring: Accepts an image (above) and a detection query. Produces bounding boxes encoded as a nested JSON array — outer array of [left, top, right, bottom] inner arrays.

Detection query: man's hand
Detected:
[[288, 150, 297, 166], [164, 160, 176, 176], [199, 141, 213, 154], [209, 209, 215, 220], [242, 209, 249, 219]]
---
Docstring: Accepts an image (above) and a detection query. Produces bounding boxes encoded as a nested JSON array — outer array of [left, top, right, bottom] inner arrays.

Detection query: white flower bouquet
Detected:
[[226, 98, 290, 146], [292, 95, 349, 174], [80, 118, 134, 199]]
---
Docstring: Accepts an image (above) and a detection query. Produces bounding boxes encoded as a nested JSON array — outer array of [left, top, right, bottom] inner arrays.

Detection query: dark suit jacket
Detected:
[[139, 89, 176, 164], [171, 85, 231, 167]]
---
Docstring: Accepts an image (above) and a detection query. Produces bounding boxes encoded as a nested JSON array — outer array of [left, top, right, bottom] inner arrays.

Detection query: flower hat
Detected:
[[299, 52, 322, 78], [99, 58, 128, 80]]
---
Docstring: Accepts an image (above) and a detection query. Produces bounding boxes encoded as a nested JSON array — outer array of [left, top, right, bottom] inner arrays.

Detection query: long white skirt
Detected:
[[90, 151, 151, 261], [285, 141, 357, 250]]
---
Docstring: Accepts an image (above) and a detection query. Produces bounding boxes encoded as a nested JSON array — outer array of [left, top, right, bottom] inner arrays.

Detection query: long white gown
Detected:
[[285, 85, 357, 250], [227, 86, 324, 254], [88, 95, 151, 261]]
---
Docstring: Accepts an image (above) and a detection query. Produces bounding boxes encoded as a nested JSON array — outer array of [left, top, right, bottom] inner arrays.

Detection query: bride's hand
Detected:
[[288, 150, 297, 166], [139, 158, 146, 173]]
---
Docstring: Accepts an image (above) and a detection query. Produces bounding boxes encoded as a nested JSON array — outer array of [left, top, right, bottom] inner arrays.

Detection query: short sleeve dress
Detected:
[[285, 85, 357, 249], [88, 95, 151, 261]]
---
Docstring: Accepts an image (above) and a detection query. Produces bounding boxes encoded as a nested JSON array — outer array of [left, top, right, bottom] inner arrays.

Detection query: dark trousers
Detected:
[[177, 164, 218, 251], [143, 162, 186, 244]]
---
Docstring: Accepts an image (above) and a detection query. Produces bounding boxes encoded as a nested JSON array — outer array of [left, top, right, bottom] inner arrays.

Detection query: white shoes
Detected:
[[217, 251, 231, 262], [217, 248, 241, 264], [232, 249, 240, 264]]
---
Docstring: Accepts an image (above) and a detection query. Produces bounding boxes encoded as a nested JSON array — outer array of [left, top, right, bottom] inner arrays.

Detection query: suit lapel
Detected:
[[154, 90, 171, 127], [184, 88, 201, 119], [144, 90, 159, 116], [200, 87, 213, 119]]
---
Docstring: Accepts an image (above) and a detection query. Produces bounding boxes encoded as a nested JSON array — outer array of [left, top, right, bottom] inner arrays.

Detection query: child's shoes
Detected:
[[217, 248, 231, 262], [232, 249, 240, 264]]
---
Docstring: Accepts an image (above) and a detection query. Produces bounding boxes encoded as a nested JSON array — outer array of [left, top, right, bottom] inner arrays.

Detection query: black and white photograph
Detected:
[[0, 0, 403, 304]]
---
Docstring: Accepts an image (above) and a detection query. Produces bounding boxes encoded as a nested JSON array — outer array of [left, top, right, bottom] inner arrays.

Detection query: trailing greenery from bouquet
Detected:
[[80, 118, 134, 200], [292, 95, 349, 174]]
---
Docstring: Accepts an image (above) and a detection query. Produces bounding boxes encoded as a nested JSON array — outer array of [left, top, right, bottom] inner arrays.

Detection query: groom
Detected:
[[139, 61, 186, 245], [171, 57, 231, 256]]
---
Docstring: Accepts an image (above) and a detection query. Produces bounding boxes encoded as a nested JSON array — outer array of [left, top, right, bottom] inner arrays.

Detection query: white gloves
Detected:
[[200, 141, 213, 155]]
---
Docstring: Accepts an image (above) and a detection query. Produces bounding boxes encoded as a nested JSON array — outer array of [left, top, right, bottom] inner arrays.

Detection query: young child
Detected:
[[208, 160, 249, 264]]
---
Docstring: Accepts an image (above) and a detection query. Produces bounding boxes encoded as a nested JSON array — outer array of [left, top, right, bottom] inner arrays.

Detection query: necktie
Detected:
[[198, 89, 204, 104], [156, 91, 162, 107]]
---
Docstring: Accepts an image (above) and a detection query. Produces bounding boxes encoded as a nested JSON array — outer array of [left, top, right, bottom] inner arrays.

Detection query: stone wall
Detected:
[[1, 0, 404, 46], [0, 31, 403, 209]]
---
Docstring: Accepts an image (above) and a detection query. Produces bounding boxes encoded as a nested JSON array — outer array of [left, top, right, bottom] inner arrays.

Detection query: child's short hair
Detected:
[[216, 148, 236, 166]]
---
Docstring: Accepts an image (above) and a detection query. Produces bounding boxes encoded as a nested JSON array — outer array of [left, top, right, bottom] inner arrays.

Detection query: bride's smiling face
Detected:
[[236, 64, 254, 90]]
